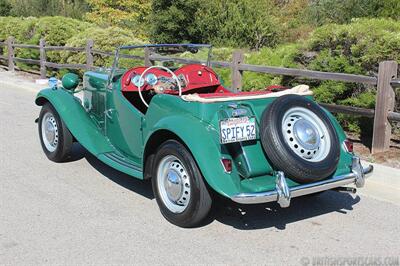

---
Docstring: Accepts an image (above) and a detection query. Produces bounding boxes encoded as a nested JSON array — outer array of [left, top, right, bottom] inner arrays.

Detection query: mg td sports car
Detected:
[[35, 44, 373, 227]]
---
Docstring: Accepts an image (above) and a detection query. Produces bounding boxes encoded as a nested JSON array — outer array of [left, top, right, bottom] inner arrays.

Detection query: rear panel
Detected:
[[144, 94, 353, 197]]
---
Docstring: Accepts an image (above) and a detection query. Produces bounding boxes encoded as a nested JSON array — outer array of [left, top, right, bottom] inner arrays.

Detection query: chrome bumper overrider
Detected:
[[231, 157, 373, 206]]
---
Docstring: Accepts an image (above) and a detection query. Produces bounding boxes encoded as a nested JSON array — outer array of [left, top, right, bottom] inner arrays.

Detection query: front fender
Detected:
[[35, 88, 113, 156], [145, 115, 241, 197]]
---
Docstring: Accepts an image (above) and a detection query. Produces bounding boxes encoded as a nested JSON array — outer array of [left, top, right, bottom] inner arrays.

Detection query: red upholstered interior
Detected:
[[121, 64, 288, 97], [121, 64, 221, 94]]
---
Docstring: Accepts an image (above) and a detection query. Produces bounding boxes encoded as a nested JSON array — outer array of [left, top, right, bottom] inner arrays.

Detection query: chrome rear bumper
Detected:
[[231, 157, 373, 206]]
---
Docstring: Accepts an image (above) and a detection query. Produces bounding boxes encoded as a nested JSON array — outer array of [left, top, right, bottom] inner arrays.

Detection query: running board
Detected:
[[98, 152, 143, 179]]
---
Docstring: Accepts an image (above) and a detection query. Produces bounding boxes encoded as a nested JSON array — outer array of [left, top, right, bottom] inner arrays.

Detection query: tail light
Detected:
[[220, 158, 232, 173], [344, 139, 353, 153]]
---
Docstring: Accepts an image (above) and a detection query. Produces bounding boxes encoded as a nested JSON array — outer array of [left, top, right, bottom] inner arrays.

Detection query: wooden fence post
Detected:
[[371, 61, 398, 154], [231, 50, 244, 91], [7, 36, 14, 71], [86, 39, 94, 70], [144, 47, 153, 67], [39, 39, 46, 79]]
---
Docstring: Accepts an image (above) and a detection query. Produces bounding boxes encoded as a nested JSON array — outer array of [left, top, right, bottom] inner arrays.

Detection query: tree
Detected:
[[150, 0, 281, 49], [0, 0, 11, 16], [149, 0, 200, 43], [85, 0, 150, 30], [195, 0, 281, 50], [7, 0, 89, 19]]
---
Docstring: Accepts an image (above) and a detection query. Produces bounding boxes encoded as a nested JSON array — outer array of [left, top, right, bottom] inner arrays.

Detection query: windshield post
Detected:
[[108, 48, 120, 89], [207, 46, 212, 67]]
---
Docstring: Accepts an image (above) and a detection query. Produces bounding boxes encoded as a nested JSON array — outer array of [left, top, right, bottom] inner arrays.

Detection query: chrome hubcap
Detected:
[[293, 119, 320, 150], [165, 170, 183, 202], [45, 120, 56, 143], [41, 112, 59, 152], [282, 107, 331, 162], [157, 155, 191, 213]]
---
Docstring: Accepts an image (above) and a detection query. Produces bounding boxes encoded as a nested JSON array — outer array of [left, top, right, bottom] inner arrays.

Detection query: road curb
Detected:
[[360, 160, 400, 205]]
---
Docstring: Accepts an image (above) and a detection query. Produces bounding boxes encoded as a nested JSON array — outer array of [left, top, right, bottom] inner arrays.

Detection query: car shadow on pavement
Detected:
[[69, 143, 361, 230], [70, 143, 154, 200], [212, 191, 360, 230]]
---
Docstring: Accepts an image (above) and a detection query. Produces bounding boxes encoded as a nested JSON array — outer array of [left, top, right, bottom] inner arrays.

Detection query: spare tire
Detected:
[[260, 95, 340, 183]]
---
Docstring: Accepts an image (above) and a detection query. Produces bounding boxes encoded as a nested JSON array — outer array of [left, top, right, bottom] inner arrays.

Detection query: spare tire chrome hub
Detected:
[[282, 107, 331, 162], [293, 119, 320, 150]]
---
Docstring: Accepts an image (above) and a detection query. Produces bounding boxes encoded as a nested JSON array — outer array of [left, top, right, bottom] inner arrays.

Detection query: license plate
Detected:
[[220, 116, 256, 144]]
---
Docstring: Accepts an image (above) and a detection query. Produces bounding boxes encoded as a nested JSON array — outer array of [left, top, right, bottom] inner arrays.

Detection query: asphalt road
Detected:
[[1, 74, 399, 265]]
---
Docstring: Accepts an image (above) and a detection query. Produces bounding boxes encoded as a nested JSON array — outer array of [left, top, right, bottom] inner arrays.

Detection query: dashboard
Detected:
[[121, 64, 221, 94]]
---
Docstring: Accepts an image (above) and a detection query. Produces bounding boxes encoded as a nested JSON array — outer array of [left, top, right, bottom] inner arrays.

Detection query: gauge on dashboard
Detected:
[[145, 73, 158, 86], [132, 75, 144, 87]]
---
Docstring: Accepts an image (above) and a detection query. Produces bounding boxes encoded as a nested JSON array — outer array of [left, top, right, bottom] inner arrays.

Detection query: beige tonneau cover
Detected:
[[181, 85, 312, 103]]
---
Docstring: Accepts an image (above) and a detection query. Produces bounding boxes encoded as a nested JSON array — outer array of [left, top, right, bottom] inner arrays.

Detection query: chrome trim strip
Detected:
[[231, 164, 373, 205]]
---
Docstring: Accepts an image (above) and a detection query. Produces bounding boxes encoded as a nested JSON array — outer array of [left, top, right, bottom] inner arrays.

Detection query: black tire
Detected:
[[38, 102, 73, 162], [151, 140, 212, 228], [260, 95, 340, 183]]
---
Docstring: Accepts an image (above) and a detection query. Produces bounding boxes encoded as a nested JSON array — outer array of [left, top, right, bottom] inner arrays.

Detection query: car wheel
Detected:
[[151, 140, 212, 227], [38, 102, 73, 162], [260, 95, 340, 183]]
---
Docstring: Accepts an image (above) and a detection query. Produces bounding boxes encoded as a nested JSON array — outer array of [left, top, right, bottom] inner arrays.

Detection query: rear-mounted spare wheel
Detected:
[[260, 95, 340, 183]]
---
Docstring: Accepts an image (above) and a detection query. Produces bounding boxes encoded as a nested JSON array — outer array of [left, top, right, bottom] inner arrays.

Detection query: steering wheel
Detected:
[[138, 65, 182, 107]]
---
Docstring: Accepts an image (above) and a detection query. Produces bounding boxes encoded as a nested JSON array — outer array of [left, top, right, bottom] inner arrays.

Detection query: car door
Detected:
[[105, 82, 144, 165]]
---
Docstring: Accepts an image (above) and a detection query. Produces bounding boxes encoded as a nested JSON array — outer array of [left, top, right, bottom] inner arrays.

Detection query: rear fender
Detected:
[[35, 88, 114, 155], [322, 107, 354, 173], [145, 115, 241, 197]]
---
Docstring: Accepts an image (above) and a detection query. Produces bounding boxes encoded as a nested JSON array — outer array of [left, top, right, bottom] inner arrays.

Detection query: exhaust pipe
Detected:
[[333, 187, 357, 194]]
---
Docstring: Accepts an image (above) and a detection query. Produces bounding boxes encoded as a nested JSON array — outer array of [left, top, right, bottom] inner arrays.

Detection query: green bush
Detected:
[[0, 16, 93, 72], [308, 18, 400, 72], [242, 44, 301, 90], [62, 27, 145, 70], [33, 17, 93, 66], [32, 16, 92, 46], [195, 0, 281, 50], [306, 0, 400, 26], [0, 16, 91, 45], [300, 18, 400, 132], [0, 16, 38, 43], [194, 44, 301, 90], [305, 18, 400, 106]]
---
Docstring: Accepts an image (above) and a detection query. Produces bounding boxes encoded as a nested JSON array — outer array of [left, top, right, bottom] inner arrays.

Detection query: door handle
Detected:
[[105, 109, 114, 119]]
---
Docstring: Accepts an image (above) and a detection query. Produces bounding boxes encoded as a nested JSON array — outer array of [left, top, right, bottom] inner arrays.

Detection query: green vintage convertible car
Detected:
[[35, 44, 373, 227]]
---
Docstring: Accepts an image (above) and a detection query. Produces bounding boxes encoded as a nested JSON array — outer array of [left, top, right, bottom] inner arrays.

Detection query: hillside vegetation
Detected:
[[0, 0, 399, 135]]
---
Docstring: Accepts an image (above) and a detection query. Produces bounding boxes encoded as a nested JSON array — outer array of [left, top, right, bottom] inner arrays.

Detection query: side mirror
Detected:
[[62, 73, 80, 91]]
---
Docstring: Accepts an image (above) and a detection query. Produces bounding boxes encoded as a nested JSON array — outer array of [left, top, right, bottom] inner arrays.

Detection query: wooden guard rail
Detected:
[[0, 37, 398, 154]]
